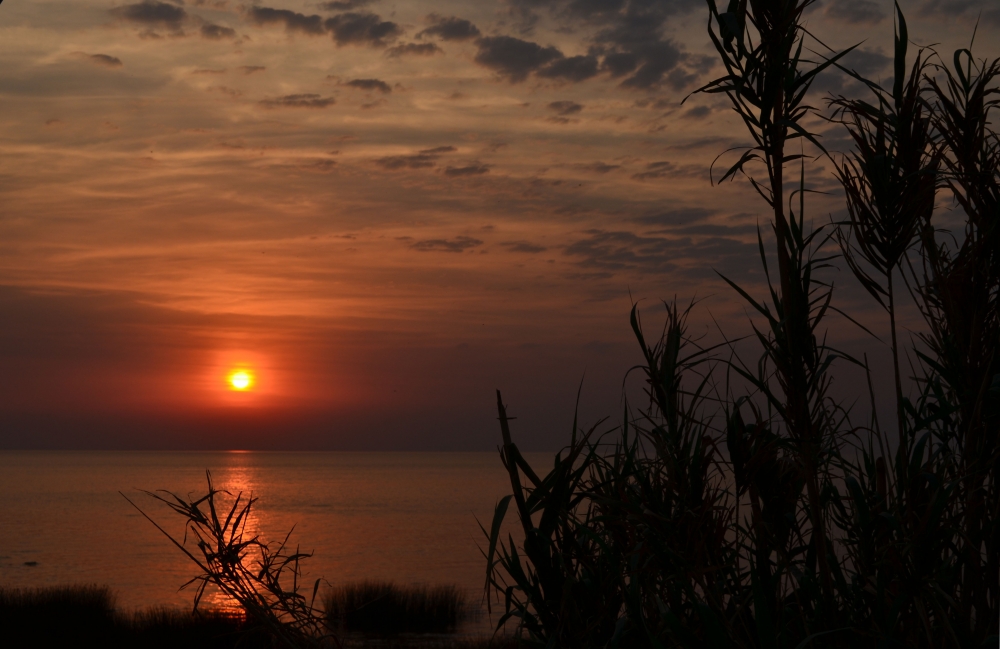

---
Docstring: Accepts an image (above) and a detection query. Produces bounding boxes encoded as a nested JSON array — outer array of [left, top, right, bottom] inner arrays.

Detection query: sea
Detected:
[[0, 451, 543, 632]]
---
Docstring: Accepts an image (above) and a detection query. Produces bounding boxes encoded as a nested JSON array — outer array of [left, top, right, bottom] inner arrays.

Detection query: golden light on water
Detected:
[[227, 370, 254, 391]]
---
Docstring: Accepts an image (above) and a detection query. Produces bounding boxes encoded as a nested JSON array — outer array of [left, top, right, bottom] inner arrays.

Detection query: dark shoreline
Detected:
[[0, 584, 513, 649]]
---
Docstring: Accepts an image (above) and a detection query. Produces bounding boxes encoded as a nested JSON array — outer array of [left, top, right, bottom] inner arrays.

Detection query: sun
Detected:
[[227, 370, 254, 391]]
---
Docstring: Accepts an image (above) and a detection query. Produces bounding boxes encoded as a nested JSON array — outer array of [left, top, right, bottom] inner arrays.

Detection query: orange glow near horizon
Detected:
[[227, 369, 255, 391]]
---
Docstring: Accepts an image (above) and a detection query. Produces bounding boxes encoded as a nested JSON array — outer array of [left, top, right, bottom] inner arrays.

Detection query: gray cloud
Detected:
[[576, 162, 619, 173], [418, 14, 481, 41], [375, 146, 456, 169], [474, 35, 563, 82], [632, 161, 675, 180], [259, 93, 336, 108], [682, 105, 710, 119], [325, 12, 402, 47], [420, 146, 457, 154], [238, 65, 266, 74], [825, 0, 886, 23], [345, 78, 392, 93], [564, 229, 678, 272], [444, 164, 491, 176], [386, 42, 442, 57], [110, 1, 187, 33], [564, 227, 758, 279], [375, 153, 438, 169], [538, 54, 599, 82], [631, 207, 714, 227], [548, 100, 583, 115], [74, 52, 124, 68], [918, 0, 1000, 25], [247, 7, 326, 35], [841, 47, 892, 77], [201, 23, 237, 39], [501, 240, 547, 253], [410, 236, 484, 252], [318, 0, 375, 9], [500, 0, 697, 89]]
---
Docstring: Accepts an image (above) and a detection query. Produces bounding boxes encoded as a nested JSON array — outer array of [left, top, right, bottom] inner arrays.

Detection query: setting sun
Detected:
[[227, 370, 254, 391]]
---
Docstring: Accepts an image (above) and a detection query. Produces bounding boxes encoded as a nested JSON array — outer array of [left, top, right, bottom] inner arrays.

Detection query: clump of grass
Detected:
[[125, 607, 270, 649], [0, 585, 270, 648], [325, 582, 467, 634], [123, 471, 335, 649], [0, 584, 119, 645]]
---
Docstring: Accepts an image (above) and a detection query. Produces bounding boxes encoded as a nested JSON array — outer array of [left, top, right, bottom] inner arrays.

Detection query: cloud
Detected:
[[501, 240, 547, 253], [563, 227, 756, 278], [444, 164, 491, 176], [375, 146, 455, 170], [496, 0, 698, 89], [841, 47, 892, 78], [410, 236, 484, 252], [325, 12, 402, 47], [192, 68, 226, 74], [824, 0, 886, 23], [375, 153, 438, 169], [238, 65, 266, 74], [632, 161, 675, 180], [564, 229, 678, 272], [259, 94, 336, 108], [681, 105, 710, 119], [474, 36, 563, 82], [612, 42, 684, 90], [201, 23, 237, 39], [247, 7, 326, 35], [110, 1, 187, 33], [631, 208, 714, 227], [537, 55, 599, 82], [918, 0, 1000, 25], [73, 52, 124, 68], [576, 162, 620, 173], [385, 42, 442, 57], [548, 100, 583, 116], [345, 78, 392, 93], [417, 14, 481, 41], [318, 0, 375, 9]]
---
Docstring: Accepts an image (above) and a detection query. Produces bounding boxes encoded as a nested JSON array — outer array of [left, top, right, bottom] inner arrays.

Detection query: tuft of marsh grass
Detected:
[[0, 585, 272, 648], [0, 584, 120, 646], [325, 582, 468, 634]]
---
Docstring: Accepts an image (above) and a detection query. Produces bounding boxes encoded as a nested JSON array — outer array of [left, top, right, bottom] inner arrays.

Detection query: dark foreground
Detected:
[[0, 585, 514, 649]]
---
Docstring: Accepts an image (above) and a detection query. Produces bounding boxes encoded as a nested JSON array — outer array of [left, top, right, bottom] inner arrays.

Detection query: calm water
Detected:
[[0, 451, 537, 629]]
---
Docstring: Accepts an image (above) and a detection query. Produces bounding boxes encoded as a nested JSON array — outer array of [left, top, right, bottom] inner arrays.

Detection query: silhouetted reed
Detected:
[[484, 2, 999, 647], [325, 581, 467, 634], [123, 471, 337, 649]]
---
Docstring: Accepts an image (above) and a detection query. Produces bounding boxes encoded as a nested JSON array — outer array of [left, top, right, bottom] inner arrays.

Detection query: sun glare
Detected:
[[228, 370, 254, 391]]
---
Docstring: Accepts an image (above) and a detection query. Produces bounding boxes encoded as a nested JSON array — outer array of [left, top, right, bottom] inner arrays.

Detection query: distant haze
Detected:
[[0, 0, 995, 450]]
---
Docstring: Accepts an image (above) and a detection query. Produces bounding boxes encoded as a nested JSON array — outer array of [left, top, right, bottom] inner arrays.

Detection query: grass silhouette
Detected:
[[325, 582, 468, 634], [483, 2, 1000, 648], [0, 585, 269, 648], [0, 585, 506, 648]]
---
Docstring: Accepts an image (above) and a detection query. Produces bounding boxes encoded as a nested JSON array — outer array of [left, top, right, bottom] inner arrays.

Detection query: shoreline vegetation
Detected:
[[482, 2, 999, 648], [0, 584, 513, 649]]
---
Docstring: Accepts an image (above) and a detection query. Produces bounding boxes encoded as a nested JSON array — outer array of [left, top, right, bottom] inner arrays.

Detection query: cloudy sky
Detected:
[[0, 0, 995, 450]]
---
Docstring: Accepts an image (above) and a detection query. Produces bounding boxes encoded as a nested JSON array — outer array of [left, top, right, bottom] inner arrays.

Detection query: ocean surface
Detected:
[[0, 451, 541, 631]]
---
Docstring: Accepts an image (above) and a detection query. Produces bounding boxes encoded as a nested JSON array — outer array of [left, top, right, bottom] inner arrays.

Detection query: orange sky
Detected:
[[1, 0, 996, 449]]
